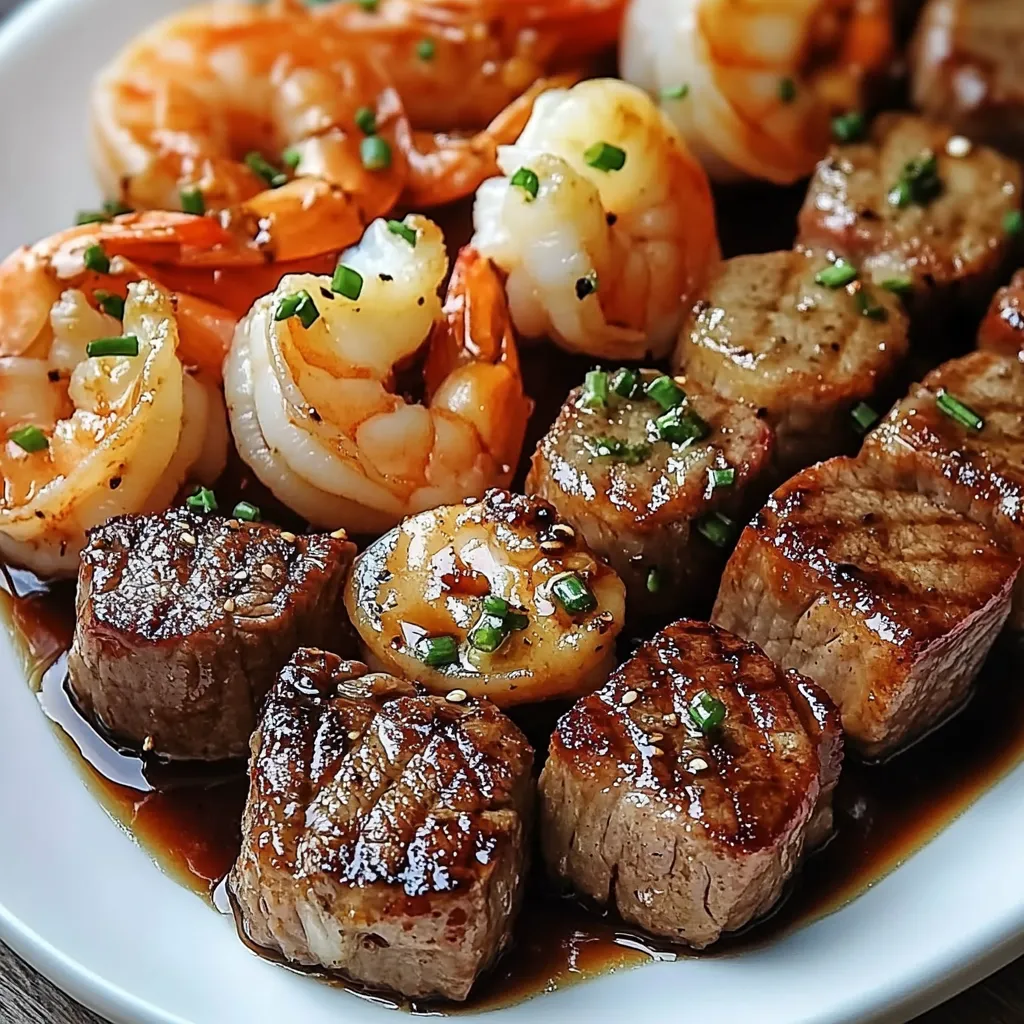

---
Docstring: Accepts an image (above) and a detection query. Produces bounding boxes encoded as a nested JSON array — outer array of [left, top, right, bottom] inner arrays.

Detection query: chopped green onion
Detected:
[[483, 595, 510, 618], [232, 501, 261, 522], [331, 263, 364, 300], [274, 290, 320, 329], [354, 105, 377, 136], [660, 83, 689, 101], [360, 135, 392, 171], [853, 286, 888, 322], [550, 572, 597, 615], [510, 166, 539, 200], [610, 368, 640, 398], [688, 689, 727, 732], [83, 244, 110, 274], [832, 111, 865, 143], [815, 261, 858, 289], [415, 634, 459, 667], [646, 567, 662, 594], [1004, 210, 1023, 238], [881, 276, 913, 297], [469, 615, 509, 653], [416, 37, 436, 60], [180, 186, 205, 215], [186, 486, 218, 513], [778, 77, 797, 103], [575, 271, 598, 300], [76, 210, 111, 226], [851, 401, 879, 434], [654, 405, 709, 444], [708, 466, 735, 489], [584, 435, 650, 465], [888, 150, 942, 208], [354, 0, 379, 9], [8, 425, 48, 454], [936, 389, 984, 431], [645, 374, 686, 410], [582, 369, 609, 408], [245, 151, 288, 188], [506, 609, 530, 631], [93, 290, 125, 320], [584, 141, 627, 172], [697, 511, 734, 548], [386, 219, 417, 247], [282, 147, 302, 171], [86, 335, 139, 358]]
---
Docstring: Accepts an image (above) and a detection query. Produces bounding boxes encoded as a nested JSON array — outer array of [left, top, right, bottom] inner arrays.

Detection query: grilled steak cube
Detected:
[[978, 269, 1024, 357], [229, 649, 533, 1002], [713, 457, 1018, 757], [539, 620, 841, 949], [797, 113, 1022, 318], [526, 370, 774, 620], [911, 0, 1024, 162], [862, 351, 1024, 628], [69, 510, 355, 760], [671, 249, 908, 476]]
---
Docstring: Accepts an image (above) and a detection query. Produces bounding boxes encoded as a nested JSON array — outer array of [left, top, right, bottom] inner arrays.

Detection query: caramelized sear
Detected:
[[978, 269, 1024, 358]]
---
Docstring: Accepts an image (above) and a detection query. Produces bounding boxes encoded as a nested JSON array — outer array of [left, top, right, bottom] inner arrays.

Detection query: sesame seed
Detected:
[[280, 531, 297, 543], [688, 756, 709, 772], [142, 735, 154, 753], [261, 563, 275, 578], [223, 598, 236, 613], [540, 539, 565, 553], [649, 732, 664, 742], [551, 523, 575, 540], [622, 690, 638, 706], [180, 532, 196, 546], [663, 712, 679, 727], [347, 730, 361, 741], [330, 528, 349, 540], [598, 611, 615, 624], [227, 519, 240, 529], [234, 569, 247, 580], [446, 689, 468, 703], [650, 746, 665, 756], [945, 135, 972, 158]]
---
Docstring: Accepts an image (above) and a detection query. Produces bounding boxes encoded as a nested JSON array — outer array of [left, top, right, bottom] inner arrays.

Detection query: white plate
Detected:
[[0, 2, 1022, 1022]]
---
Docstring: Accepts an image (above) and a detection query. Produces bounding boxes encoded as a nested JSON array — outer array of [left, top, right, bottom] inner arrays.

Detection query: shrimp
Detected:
[[621, 0, 894, 184], [0, 282, 228, 578], [471, 78, 719, 361], [224, 216, 532, 535]]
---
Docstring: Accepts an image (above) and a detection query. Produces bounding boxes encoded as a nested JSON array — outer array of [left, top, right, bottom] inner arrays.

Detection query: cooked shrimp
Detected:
[[345, 489, 626, 706], [308, 0, 626, 132], [621, 0, 894, 184], [472, 78, 719, 360], [224, 216, 532, 534], [0, 282, 228, 578]]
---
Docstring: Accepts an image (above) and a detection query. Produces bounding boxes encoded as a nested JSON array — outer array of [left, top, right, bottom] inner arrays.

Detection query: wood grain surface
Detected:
[[0, 0, 1020, 1021]]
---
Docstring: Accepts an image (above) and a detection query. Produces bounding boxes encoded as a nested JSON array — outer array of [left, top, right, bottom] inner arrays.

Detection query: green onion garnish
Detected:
[[550, 572, 597, 615], [646, 567, 662, 594], [8, 425, 48, 454], [584, 141, 627, 172], [708, 466, 735, 489], [416, 37, 435, 60], [1004, 210, 1023, 238], [282, 147, 302, 171], [510, 166, 539, 200], [575, 272, 598, 300], [778, 77, 797, 103], [355, 106, 377, 136], [93, 290, 125, 320], [881, 276, 913, 297], [355, 0, 379, 9], [688, 689, 727, 732], [645, 374, 686, 411], [386, 219, 417, 247], [610, 368, 640, 398], [506, 609, 530, 631], [86, 335, 139, 358], [180, 186, 205, 216], [232, 501, 261, 522], [660, 84, 689, 100], [851, 401, 879, 434], [654, 405, 709, 444], [483, 595, 509, 618], [854, 286, 888, 322], [815, 261, 858, 289], [888, 151, 942, 208], [274, 290, 320, 329], [83, 244, 110, 274], [186, 486, 218, 513], [332, 263, 364, 300], [469, 616, 509, 653], [360, 135, 392, 171], [584, 435, 650, 465], [415, 634, 459, 667], [582, 369, 609, 408], [76, 210, 111, 226], [245, 151, 288, 188], [696, 511, 734, 548], [831, 111, 865, 143], [936, 389, 984, 431]]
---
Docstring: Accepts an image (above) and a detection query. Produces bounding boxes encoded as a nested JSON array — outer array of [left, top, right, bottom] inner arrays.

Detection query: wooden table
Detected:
[[0, 0, 1021, 1020]]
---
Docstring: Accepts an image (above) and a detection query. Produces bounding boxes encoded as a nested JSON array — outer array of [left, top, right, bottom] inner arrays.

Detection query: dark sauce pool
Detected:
[[2, 180, 1023, 1012]]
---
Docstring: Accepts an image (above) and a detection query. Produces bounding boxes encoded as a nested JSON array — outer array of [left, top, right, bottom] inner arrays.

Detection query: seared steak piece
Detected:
[[527, 370, 774, 620], [862, 350, 1024, 628], [539, 620, 841, 949], [713, 457, 1018, 757], [69, 510, 355, 760], [978, 269, 1024, 357], [797, 113, 1022, 319], [910, 0, 1024, 162], [229, 649, 533, 1002], [671, 249, 908, 476]]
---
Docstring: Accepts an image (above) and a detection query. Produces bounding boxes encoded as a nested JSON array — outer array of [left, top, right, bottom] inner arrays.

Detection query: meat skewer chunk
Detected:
[[862, 350, 1024, 629], [527, 369, 775, 621], [713, 457, 1018, 758], [797, 113, 1022, 322], [671, 249, 909, 477], [69, 510, 355, 760], [229, 649, 534, 1002], [539, 620, 842, 949], [978, 269, 1024, 358]]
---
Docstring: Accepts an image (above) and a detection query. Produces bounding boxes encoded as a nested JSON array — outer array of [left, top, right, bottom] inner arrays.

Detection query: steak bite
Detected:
[[712, 457, 1018, 758], [68, 510, 355, 760], [671, 249, 908, 476], [527, 369, 775, 620], [539, 620, 841, 949], [797, 113, 1022, 317], [862, 350, 1024, 628], [229, 649, 533, 1002], [978, 269, 1024, 357]]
